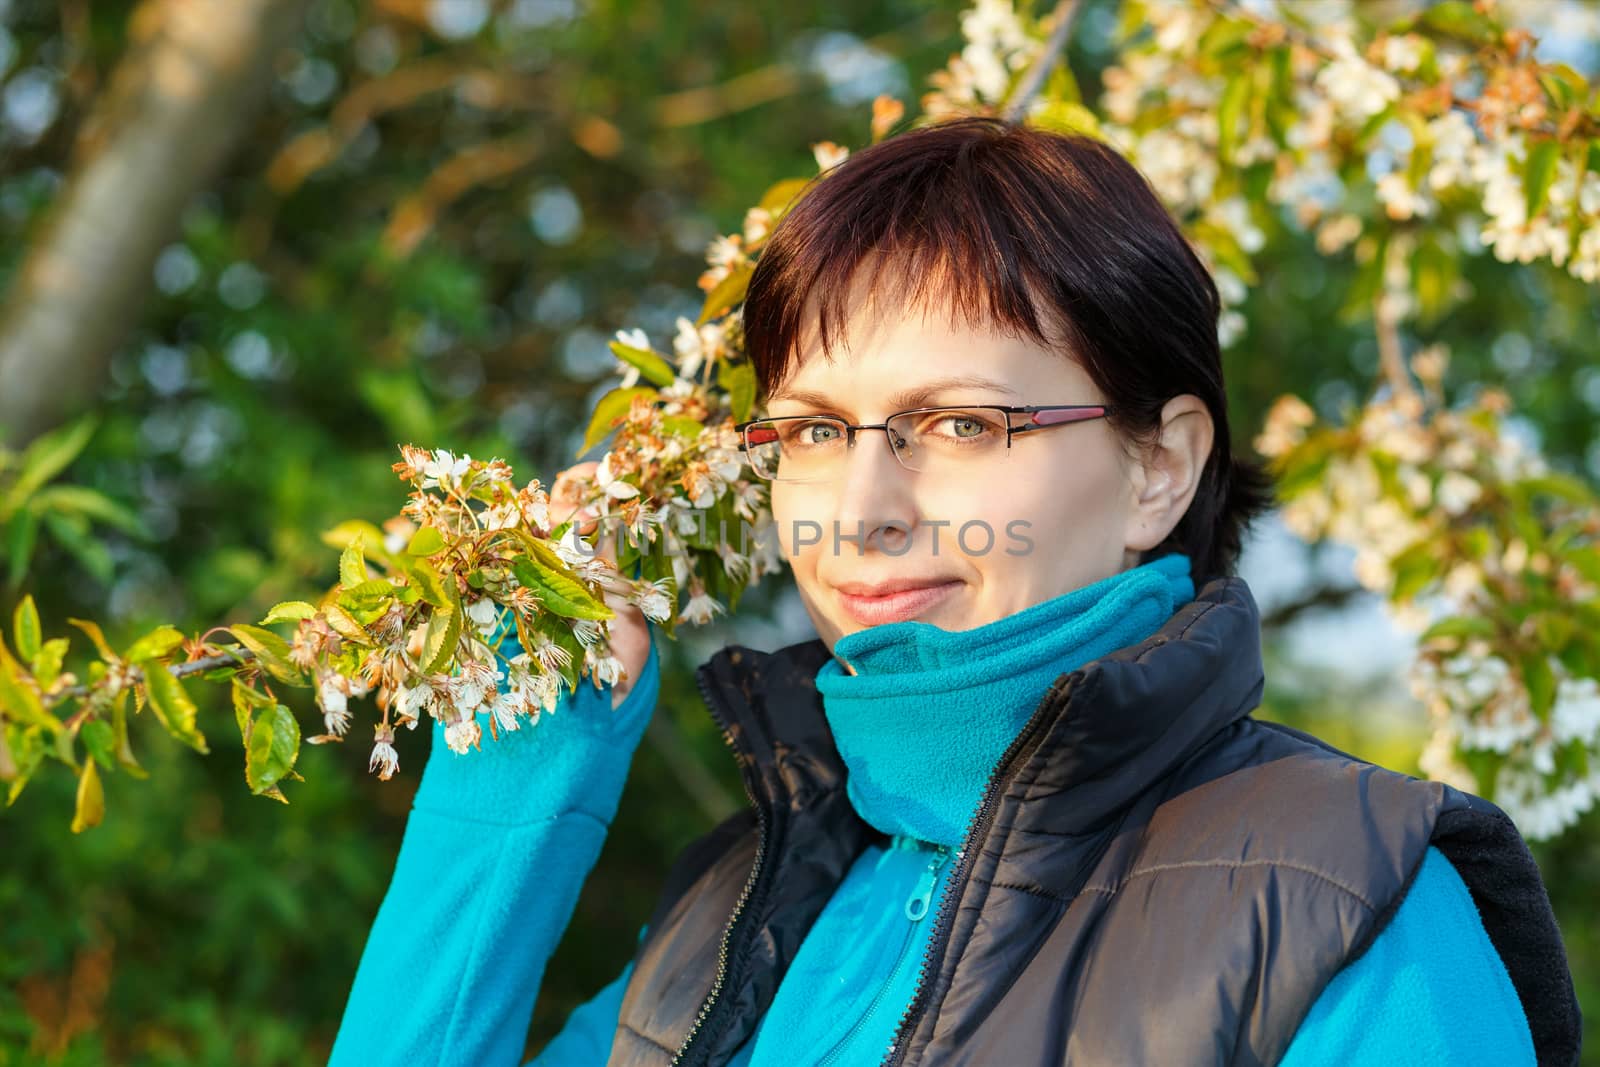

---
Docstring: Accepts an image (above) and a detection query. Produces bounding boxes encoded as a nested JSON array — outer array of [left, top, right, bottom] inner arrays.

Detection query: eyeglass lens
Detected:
[[743, 408, 1014, 482]]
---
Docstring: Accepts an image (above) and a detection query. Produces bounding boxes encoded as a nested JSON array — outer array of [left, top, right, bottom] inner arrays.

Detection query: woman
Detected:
[[330, 118, 1580, 1066]]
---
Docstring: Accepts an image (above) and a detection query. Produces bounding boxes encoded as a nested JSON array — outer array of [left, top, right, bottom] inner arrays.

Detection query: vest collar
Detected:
[[693, 575, 1266, 832]]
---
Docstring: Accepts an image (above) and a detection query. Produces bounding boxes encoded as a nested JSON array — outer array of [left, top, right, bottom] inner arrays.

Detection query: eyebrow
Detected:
[[767, 374, 1021, 412]]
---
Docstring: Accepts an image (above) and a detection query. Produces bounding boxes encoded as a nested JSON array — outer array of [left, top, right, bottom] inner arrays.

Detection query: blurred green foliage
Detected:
[[0, 0, 1594, 1061]]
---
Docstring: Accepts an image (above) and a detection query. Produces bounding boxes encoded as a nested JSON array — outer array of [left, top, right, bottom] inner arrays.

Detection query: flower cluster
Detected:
[[1052, 0, 1600, 344], [922, 0, 1044, 117], [1257, 346, 1600, 839]]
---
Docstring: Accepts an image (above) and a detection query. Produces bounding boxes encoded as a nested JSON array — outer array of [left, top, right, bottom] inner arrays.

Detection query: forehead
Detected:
[[772, 262, 1088, 404]]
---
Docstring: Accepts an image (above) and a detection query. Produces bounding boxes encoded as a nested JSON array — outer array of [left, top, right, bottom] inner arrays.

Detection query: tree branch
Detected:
[[1001, 0, 1080, 123], [0, 0, 313, 449], [1373, 243, 1422, 407]]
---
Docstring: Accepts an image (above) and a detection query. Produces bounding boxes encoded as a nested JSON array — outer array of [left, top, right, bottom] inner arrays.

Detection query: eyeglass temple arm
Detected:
[[1013, 404, 1114, 428]]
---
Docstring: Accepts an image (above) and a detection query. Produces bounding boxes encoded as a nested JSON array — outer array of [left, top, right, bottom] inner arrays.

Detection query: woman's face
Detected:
[[765, 281, 1212, 656]]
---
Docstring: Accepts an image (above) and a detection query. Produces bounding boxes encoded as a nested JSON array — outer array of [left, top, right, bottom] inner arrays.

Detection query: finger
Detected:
[[550, 463, 600, 528]]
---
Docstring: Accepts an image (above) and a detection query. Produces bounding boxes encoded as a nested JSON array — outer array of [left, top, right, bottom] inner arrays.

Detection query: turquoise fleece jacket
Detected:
[[331, 559, 1535, 1065]]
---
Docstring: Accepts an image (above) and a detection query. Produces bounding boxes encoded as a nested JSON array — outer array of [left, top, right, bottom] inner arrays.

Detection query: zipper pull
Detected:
[[905, 846, 952, 921]]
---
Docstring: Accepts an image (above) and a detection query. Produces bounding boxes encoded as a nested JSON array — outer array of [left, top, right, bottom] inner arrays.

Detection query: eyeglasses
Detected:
[[734, 404, 1115, 483]]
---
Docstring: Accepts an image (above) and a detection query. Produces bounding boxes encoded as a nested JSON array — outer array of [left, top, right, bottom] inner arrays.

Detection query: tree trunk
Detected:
[[0, 0, 310, 448]]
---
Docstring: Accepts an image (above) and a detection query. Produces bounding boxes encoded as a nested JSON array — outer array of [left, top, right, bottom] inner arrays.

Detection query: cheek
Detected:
[[980, 445, 1130, 554], [770, 484, 818, 573]]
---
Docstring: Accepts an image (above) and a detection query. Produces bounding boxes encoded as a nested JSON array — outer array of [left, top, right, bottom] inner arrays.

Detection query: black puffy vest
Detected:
[[605, 577, 1582, 1066]]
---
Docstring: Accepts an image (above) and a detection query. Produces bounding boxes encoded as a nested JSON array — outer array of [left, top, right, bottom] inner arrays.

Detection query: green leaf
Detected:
[[1411, 234, 1458, 326], [718, 361, 758, 424], [321, 519, 392, 561], [0, 636, 57, 731], [47, 724, 76, 768], [40, 510, 113, 585], [1416, 0, 1499, 44], [12, 594, 40, 662], [580, 387, 657, 457], [511, 554, 614, 621], [30, 637, 67, 690], [70, 757, 104, 833], [698, 260, 753, 325], [1459, 745, 1505, 800], [1390, 541, 1443, 601], [1530, 611, 1576, 652], [339, 578, 397, 609], [227, 623, 304, 685], [260, 600, 318, 625], [1567, 545, 1600, 587], [1217, 71, 1251, 163], [1027, 100, 1102, 139], [1523, 139, 1561, 219], [140, 660, 209, 754], [421, 599, 463, 674], [110, 690, 146, 779], [5, 724, 45, 806], [1520, 653, 1557, 723], [757, 177, 813, 219], [1520, 473, 1598, 506], [1419, 615, 1498, 644], [80, 718, 116, 771], [66, 617, 118, 661], [1197, 13, 1253, 58], [6, 507, 39, 590], [340, 538, 369, 588], [357, 367, 441, 446], [232, 678, 274, 740], [29, 485, 151, 539], [404, 558, 454, 609], [1536, 62, 1588, 111], [406, 525, 446, 556], [322, 603, 374, 645], [123, 625, 186, 663], [660, 415, 705, 439], [245, 703, 300, 797], [0, 413, 98, 519], [608, 340, 677, 388]]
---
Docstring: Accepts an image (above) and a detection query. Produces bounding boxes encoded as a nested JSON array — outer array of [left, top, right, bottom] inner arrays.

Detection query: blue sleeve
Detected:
[[526, 923, 649, 1065], [329, 624, 662, 1067], [1278, 845, 1535, 1066]]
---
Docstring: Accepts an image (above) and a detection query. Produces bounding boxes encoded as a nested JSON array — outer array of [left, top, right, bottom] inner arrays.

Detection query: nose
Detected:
[[832, 424, 918, 555]]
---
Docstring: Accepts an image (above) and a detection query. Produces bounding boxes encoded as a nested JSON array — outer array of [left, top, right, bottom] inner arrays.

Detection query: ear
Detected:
[[1124, 395, 1214, 554]]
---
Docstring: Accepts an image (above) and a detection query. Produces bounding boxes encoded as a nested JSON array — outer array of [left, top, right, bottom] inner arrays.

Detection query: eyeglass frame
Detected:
[[732, 403, 1117, 480]]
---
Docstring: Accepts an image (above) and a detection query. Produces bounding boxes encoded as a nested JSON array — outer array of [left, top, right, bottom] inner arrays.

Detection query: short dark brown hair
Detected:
[[741, 115, 1275, 585]]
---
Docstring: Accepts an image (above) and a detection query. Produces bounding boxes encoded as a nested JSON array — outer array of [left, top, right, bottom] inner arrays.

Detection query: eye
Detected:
[[921, 410, 1003, 441], [803, 421, 843, 444]]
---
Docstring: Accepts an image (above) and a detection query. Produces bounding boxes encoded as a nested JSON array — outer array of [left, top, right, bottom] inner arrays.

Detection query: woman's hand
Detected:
[[549, 461, 652, 710]]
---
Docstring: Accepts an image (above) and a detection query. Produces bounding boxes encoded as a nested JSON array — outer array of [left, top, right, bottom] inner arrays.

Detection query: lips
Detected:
[[833, 577, 962, 625], [833, 577, 957, 596]]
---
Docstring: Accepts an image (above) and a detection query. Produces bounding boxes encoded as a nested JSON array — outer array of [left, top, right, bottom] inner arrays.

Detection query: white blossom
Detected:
[[679, 585, 724, 626], [1316, 39, 1400, 121], [369, 722, 399, 780], [317, 670, 352, 736], [465, 596, 501, 637], [635, 579, 674, 622], [444, 715, 482, 755], [421, 449, 473, 490]]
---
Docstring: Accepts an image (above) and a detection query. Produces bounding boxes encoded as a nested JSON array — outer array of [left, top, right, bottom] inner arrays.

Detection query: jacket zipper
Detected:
[[669, 665, 772, 1067], [815, 844, 952, 1067], [879, 672, 1077, 1067]]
